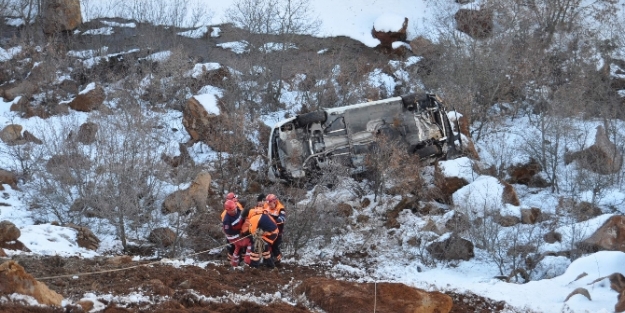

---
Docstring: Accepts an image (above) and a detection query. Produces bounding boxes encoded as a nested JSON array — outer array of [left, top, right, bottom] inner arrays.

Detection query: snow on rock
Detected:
[[194, 86, 223, 115], [439, 157, 477, 183], [187, 62, 221, 79], [452, 175, 505, 214], [373, 13, 407, 32]]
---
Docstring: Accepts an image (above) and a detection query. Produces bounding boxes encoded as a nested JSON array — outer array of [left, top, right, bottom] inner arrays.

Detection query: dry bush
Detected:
[[24, 92, 174, 251], [363, 133, 423, 201]]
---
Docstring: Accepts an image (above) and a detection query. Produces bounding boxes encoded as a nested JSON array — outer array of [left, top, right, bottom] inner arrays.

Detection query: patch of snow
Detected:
[[0, 46, 22, 62], [210, 27, 221, 37], [82, 27, 114, 36], [100, 20, 136, 28], [216, 41, 249, 54], [177, 26, 208, 38]]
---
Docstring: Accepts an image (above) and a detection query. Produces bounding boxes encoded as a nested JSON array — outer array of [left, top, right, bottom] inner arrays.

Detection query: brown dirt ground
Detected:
[[0, 254, 509, 312]]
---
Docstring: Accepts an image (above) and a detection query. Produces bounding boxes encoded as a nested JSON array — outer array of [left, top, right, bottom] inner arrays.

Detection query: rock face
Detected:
[[454, 8, 493, 39], [0, 260, 64, 306], [162, 172, 212, 214], [0, 220, 20, 242], [580, 215, 625, 253], [371, 15, 408, 51], [564, 126, 623, 174], [297, 277, 453, 313], [42, 0, 82, 34], [69, 83, 105, 112]]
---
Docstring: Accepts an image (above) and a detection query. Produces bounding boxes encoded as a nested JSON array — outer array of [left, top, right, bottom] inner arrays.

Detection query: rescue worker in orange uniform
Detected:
[[226, 192, 244, 210], [263, 194, 286, 265], [222, 199, 251, 267], [221, 192, 245, 264], [241, 195, 279, 269]]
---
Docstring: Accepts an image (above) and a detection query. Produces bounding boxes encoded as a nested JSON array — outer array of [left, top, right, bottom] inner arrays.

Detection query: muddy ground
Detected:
[[1, 254, 507, 312]]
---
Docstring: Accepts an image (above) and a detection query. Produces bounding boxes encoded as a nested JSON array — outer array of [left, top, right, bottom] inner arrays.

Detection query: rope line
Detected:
[[35, 234, 252, 280]]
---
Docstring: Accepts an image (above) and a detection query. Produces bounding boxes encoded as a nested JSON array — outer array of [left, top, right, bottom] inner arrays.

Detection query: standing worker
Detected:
[[221, 192, 244, 265], [222, 200, 250, 267], [264, 194, 286, 265]]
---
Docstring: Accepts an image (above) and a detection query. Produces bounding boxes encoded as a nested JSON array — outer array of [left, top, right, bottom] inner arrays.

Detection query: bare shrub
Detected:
[[24, 92, 174, 251]]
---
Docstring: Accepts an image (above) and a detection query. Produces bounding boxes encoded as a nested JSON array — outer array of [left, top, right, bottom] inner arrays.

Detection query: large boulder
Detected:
[[296, 277, 453, 313], [181, 96, 219, 143], [2, 81, 37, 101], [579, 215, 625, 253], [0, 221, 20, 242], [148, 227, 177, 247], [76, 122, 98, 144], [507, 158, 544, 186], [0, 169, 18, 190], [427, 233, 474, 261], [68, 83, 105, 112], [42, 0, 82, 34], [66, 224, 100, 251], [371, 13, 408, 51], [162, 172, 212, 214], [0, 124, 23, 144], [564, 126, 623, 174], [0, 260, 64, 306], [454, 8, 493, 39]]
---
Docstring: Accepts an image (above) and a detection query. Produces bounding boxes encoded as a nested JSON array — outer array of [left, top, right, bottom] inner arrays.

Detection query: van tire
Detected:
[[297, 111, 326, 125]]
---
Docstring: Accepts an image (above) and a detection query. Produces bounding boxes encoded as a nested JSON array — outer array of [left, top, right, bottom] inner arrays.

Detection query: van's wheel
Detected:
[[297, 111, 326, 126]]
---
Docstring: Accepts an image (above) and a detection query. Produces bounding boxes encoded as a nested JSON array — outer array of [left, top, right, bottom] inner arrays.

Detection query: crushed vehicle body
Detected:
[[268, 93, 462, 182]]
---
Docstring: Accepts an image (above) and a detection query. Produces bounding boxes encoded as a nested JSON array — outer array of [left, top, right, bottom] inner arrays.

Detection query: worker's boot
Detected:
[[263, 257, 275, 269]]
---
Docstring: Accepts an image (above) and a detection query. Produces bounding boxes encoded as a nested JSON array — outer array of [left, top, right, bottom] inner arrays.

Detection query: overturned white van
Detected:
[[268, 93, 463, 182]]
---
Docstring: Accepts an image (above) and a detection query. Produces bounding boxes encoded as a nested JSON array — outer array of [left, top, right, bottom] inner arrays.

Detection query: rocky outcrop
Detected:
[[579, 215, 625, 253], [69, 83, 105, 112], [66, 224, 100, 251], [2, 81, 37, 101], [564, 126, 623, 175], [162, 172, 212, 214], [182, 96, 219, 143], [161, 143, 195, 168], [0, 124, 22, 143], [0, 260, 64, 306], [521, 207, 541, 224], [507, 158, 546, 187], [454, 8, 493, 39], [501, 180, 520, 206], [297, 277, 453, 313], [371, 14, 408, 51], [76, 122, 98, 144], [427, 233, 474, 261], [42, 0, 82, 34], [0, 169, 18, 190], [148, 227, 177, 247], [0, 221, 20, 242]]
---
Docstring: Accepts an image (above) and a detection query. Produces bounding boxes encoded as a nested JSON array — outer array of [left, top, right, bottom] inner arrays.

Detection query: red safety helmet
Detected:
[[226, 192, 237, 200], [266, 194, 278, 203], [224, 200, 237, 211]]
